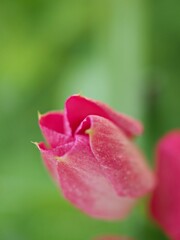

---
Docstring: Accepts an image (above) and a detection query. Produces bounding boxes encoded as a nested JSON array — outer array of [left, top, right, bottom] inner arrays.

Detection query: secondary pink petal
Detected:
[[39, 112, 73, 147], [85, 115, 155, 197], [65, 95, 143, 137], [150, 130, 180, 240], [39, 111, 64, 133], [44, 135, 135, 220]]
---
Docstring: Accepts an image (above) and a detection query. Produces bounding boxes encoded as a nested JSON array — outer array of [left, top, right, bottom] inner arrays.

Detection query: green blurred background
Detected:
[[0, 0, 179, 239]]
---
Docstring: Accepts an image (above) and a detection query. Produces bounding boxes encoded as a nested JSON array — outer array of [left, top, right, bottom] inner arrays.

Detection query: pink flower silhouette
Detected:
[[150, 130, 180, 240], [36, 95, 155, 220]]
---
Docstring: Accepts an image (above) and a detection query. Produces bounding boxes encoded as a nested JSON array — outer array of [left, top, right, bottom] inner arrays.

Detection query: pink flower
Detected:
[[150, 130, 180, 240], [36, 95, 155, 220]]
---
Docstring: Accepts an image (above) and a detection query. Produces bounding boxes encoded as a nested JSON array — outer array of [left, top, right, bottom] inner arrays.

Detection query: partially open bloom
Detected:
[[150, 130, 180, 240], [36, 95, 155, 220]]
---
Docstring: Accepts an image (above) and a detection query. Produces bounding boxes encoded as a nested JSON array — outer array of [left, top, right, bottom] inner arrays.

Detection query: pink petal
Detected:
[[84, 115, 155, 197], [39, 111, 73, 147], [39, 111, 64, 133], [36, 141, 74, 181], [150, 130, 180, 240], [65, 95, 143, 137], [38, 136, 135, 220]]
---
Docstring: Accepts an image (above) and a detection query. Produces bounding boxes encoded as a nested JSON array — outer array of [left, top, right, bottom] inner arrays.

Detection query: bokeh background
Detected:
[[0, 0, 179, 239]]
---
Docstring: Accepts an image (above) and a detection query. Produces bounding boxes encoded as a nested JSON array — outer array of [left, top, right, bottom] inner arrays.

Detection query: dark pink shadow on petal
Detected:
[[39, 111, 74, 148], [65, 95, 143, 137], [39, 111, 64, 133]]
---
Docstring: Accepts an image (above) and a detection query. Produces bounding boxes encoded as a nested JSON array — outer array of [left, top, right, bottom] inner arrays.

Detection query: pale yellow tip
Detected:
[[55, 156, 66, 163], [31, 141, 39, 147], [77, 91, 83, 97], [38, 111, 42, 120], [85, 128, 93, 135]]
